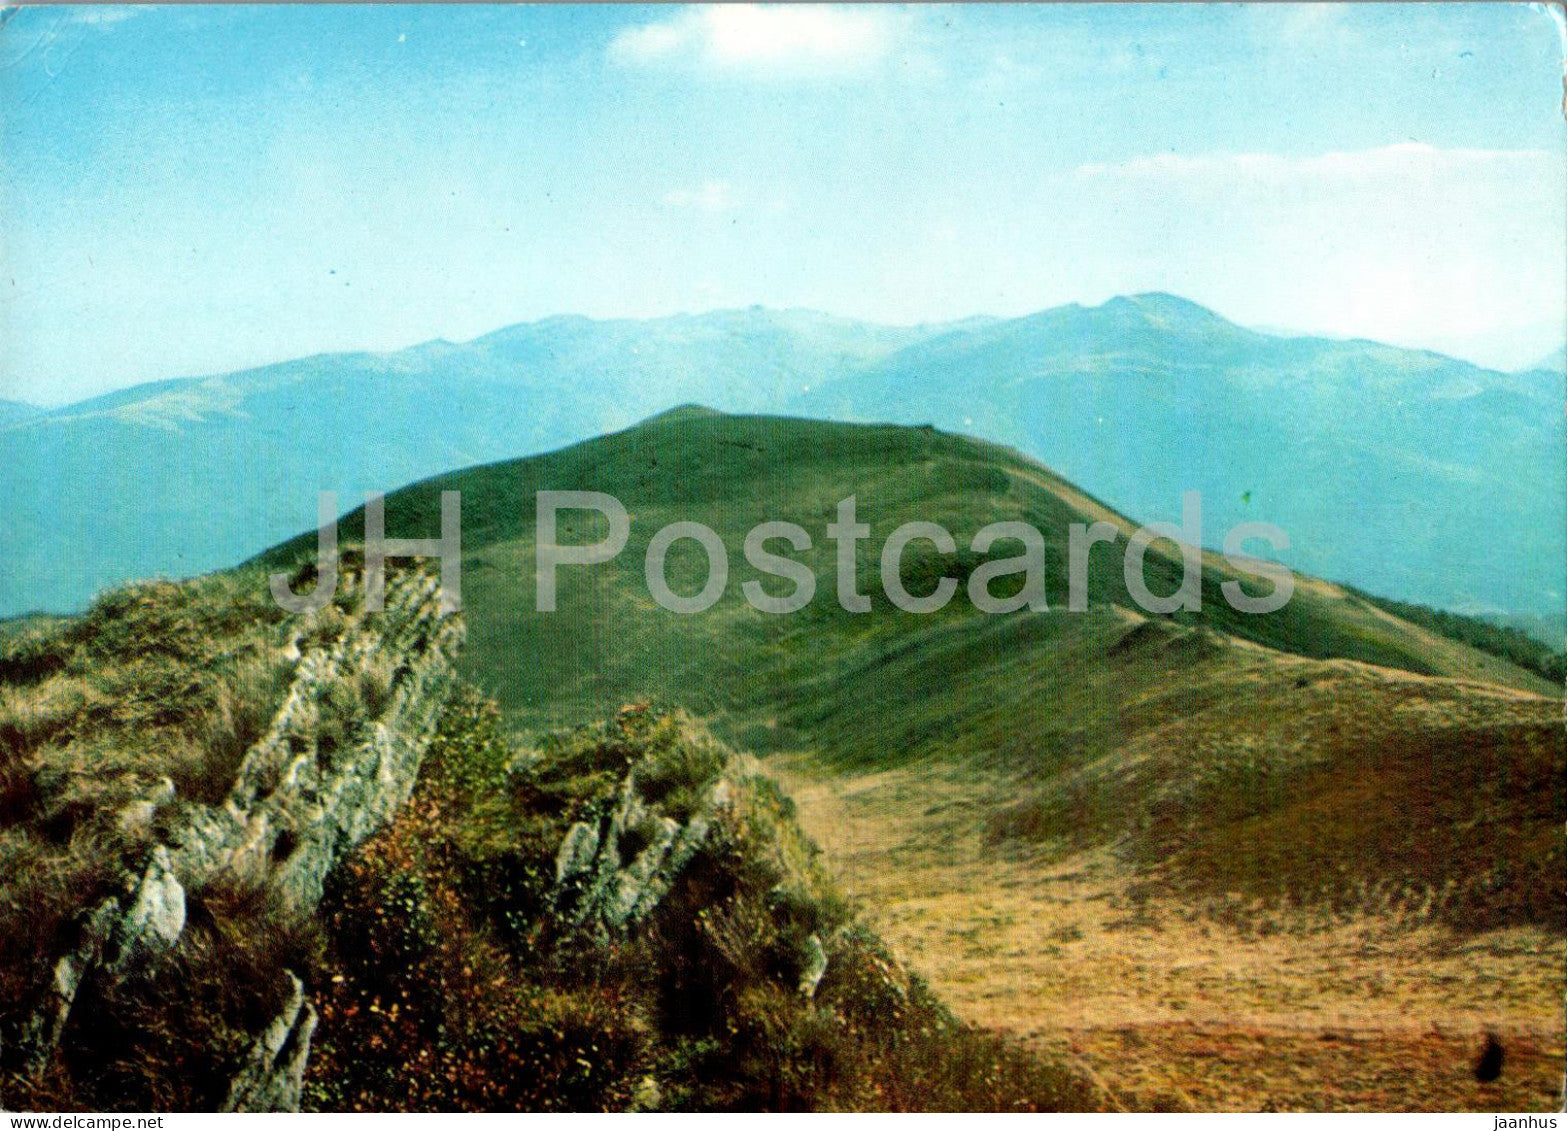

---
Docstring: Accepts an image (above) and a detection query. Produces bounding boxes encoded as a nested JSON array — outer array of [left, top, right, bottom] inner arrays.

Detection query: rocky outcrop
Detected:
[[109, 846, 187, 972], [221, 973, 318, 1114], [173, 569, 463, 914], [553, 773, 731, 937], [797, 933, 829, 998], [16, 566, 463, 1109], [541, 760, 836, 1000]]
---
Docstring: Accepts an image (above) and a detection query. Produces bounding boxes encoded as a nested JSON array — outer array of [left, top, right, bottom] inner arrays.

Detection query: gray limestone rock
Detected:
[[107, 846, 186, 973], [551, 772, 725, 935], [798, 933, 829, 998], [16, 567, 464, 1110], [221, 971, 318, 1113], [555, 821, 601, 886]]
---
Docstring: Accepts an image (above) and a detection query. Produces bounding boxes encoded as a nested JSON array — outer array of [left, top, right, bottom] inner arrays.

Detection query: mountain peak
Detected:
[[1099, 292, 1231, 329], [0, 399, 40, 428], [639, 403, 726, 427]]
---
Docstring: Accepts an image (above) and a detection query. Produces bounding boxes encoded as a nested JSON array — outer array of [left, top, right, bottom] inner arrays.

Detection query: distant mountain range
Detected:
[[0, 400, 38, 427], [1529, 345, 1567, 373], [791, 294, 1564, 618], [2, 296, 1561, 617], [0, 310, 957, 615]]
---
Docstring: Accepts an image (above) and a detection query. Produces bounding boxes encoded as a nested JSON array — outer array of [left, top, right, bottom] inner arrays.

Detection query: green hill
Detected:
[[262, 406, 1554, 729], [327, 409, 1555, 1112], [5, 409, 1560, 1111], [257, 409, 1561, 935]]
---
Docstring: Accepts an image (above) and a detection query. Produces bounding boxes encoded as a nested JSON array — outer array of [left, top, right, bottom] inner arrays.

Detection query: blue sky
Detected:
[[2, 2, 1564, 404]]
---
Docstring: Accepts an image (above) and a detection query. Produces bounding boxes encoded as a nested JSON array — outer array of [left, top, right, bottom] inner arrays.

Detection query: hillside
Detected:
[[260, 409, 1564, 1110], [260, 406, 1557, 723], [299, 696, 1096, 1112], [255, 407, 1560, 925], [790, 293, 1566, 616], [4, 410, 1561, 1110], [0, 559, 1095, 1112], [5, 296, 1560, 626], [1488, 611, 1567, 652], [0, 561, 464, 1109]]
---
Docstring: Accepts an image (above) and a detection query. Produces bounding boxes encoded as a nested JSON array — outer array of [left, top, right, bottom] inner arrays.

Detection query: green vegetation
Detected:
[[254, 411, 1560, 934], [6, 410, 1560, 1111], [0, 558, 425, 1110], [260, 409, 1555, 769], [0, 568, 296, 1041], [1345, 587, 1566, 684], [22, 882, 320, 1111], [982, 618, 1565, 931], [303, 689, 1098, 1111]]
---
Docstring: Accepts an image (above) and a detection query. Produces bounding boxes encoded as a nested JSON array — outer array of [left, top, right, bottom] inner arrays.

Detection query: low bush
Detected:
[[48, 880, 320, 1111], [304, 690, 1097, 1112]]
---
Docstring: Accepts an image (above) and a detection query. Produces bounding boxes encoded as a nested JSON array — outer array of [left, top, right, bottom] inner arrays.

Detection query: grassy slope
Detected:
[[0, 562, 1096, 1112], [9, 408, 1556, 1111], [262, 408, 1552, 721], [0, 567, 304, 1106], [257, 410, 1562, 926]]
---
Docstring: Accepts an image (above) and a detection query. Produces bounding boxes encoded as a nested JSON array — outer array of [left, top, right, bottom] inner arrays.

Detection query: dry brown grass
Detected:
[[0, 570, 299, 1060], [0, 558, 427, 1107], [42, 879, 321, 1112], [1057, 1024, 1564, 1112], [0, 824, 129, 1023], [976, 631, 1564, 931], [303, 696, 1099, 1112], [763, 635, 1567, 1114]]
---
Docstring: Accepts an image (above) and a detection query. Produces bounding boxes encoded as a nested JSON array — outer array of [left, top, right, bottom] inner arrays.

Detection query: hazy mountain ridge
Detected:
[[0, 310, 950, 615], [1526, 345, 1567, 373], [0, 400, 39, 427], [2, 296, 1560, 619], [791, 293, 1566, 615]]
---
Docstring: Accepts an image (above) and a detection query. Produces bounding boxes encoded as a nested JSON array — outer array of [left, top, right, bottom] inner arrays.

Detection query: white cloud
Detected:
[[609, 5, 898, 76], [1269, 4, 1359, 48], [1527, 2, 1567, 64], [662, 180, 738, 212], [660, 180, 792, 217]]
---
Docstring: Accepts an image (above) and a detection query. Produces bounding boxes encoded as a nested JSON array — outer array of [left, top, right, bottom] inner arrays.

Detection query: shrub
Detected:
[[304, 696, 1096, 1111], [1348, 587, 1567, 683], [0, 825, 125, 1041], [0, 622, 70, 685], [635, 724, 725, 820], [51, 880, 320, 1111]]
